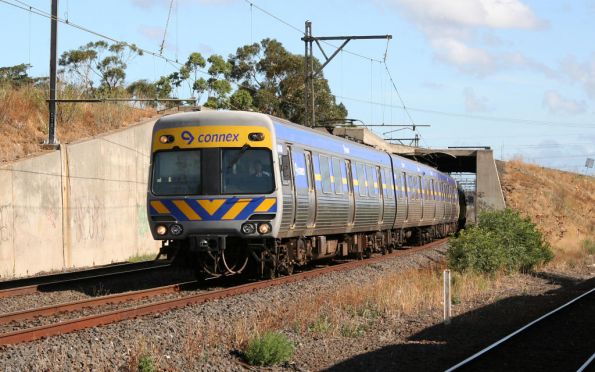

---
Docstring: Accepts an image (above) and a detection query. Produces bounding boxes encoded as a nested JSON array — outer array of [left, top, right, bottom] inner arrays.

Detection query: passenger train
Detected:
[[147, 111, 465, 277]]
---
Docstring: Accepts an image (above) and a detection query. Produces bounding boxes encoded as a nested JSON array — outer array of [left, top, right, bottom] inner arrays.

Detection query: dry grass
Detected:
[[0, 84, 156, 163], [500, 159, 595, 270], [177, 264, 507, 366]]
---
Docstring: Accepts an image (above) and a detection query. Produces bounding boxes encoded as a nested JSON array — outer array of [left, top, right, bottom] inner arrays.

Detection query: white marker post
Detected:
[[443, 269, 452, 325]]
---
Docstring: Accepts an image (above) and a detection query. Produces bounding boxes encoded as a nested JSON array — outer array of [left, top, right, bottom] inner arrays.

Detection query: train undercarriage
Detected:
[[159, 222, 458, 279]]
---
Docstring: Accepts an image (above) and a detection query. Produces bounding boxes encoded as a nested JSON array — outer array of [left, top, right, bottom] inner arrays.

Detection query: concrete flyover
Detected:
[[405, 147, 507, 223]]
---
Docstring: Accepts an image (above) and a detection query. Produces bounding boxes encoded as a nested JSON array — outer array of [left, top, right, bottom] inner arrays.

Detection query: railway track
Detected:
[[0, 238, 447, 346], [0, 259, 172, 299], [446, 285, 595, 371]]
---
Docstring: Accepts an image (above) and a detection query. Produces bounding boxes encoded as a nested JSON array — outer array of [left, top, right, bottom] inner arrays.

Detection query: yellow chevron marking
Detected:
[[222, 199, 251, 220], [342, 178, 347, 184], [150, 201, 170, 214], [255, 198, 276, 212], [197, 199, 225, 216], [330, 175, 335, 182], [365, 181, 369, 187], [173, 200, 201, 221], [353, 179, 359, 186], [315, 174, 322, 181]]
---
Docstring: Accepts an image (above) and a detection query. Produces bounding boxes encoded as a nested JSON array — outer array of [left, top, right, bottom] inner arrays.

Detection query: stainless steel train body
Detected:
[[147, 111, 461, 277]]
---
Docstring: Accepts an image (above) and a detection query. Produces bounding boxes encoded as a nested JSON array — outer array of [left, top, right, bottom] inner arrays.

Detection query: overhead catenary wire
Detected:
[[159, 0, 175, 55]]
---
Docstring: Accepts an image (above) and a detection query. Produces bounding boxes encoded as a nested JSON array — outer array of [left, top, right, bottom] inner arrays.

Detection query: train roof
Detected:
[[154, 110, 456, 185]]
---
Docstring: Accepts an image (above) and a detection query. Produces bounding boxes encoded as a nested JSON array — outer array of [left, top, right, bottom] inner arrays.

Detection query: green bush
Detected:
[[137, 354, 155, 372], [244, 331, 294, 366], [447, 209, 553, 274], [582, 239, 595, 255]]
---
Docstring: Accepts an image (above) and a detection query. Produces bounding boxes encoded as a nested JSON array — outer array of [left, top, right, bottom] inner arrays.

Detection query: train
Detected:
[[147, 111, 465, 278]]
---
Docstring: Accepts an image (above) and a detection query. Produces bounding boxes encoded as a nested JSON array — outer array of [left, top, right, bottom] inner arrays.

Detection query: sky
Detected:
[[1, 0, 594, 173]]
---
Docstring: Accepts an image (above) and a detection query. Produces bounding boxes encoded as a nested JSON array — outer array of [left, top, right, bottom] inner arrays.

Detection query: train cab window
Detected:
[[319, 155, 332, 193], [366, 165, 377, 197], [152, 150, 202, 195], [356, 163, 367, 196], [222, 148, 274, 194], [332, 158, 343, 194]]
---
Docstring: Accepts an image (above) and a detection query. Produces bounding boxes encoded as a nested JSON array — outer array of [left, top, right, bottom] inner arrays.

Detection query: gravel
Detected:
[[1, 245, 591, 371]]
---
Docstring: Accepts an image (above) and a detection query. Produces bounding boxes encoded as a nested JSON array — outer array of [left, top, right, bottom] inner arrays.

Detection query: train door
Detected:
[[304, 150, 317, 228], [418, 176, 424, 220], [402, 172, 409, 222], [345, 159, 355, 226], [430, 179, 438, 219], [283, 145, 297, 228], [376, 166, 384, 224], [291, 148, 309, 230]]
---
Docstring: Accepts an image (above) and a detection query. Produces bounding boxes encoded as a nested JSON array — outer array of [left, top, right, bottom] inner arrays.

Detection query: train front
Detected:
[[147, 112, 279, 277]]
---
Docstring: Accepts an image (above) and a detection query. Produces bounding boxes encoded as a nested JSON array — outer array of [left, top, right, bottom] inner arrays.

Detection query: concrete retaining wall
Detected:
[[0, 116, 161, 279]]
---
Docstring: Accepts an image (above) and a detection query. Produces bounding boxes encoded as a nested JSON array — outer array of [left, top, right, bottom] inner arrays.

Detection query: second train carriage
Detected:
[[147, 111, 461, 277]]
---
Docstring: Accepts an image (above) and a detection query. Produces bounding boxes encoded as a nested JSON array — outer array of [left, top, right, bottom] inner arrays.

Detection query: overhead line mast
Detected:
[[302, 21, 391, 128]]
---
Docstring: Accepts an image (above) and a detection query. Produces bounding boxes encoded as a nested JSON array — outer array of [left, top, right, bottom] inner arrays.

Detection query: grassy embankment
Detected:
[[0, 84, 155, 163]]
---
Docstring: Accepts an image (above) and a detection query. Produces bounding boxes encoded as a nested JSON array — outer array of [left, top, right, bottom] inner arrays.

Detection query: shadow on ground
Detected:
[[324, 273, 594, 372]]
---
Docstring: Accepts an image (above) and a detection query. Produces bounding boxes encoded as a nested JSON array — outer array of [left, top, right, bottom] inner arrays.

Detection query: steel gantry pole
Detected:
[[47, 0, 59, 146], [302, 21, 391, 127]]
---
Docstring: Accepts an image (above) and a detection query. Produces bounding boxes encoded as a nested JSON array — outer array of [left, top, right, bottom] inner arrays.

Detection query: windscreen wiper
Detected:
[[227, 143, 251, 169]]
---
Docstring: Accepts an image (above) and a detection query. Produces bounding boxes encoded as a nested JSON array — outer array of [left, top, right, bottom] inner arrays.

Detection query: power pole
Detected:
[[302, 21, 391, 127], [46, 0, 59, 147]]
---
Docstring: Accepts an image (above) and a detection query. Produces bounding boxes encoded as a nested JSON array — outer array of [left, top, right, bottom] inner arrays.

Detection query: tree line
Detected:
[[1, 38, 347, 125]]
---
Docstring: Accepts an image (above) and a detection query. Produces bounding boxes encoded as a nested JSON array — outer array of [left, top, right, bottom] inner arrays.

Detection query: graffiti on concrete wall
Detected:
[[72, 197, 106, 241], [0, 205, 12, 243]]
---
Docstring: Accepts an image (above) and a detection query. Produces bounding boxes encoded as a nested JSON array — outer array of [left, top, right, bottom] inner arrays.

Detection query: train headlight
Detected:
[[257, 222, 272, 234], [170, 224, 183, 236], [155, 225, 167, 236], [159, 135, 174, 144], [241, 223, 256, 234]]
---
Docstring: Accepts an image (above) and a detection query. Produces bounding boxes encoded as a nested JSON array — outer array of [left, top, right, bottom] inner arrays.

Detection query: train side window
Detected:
[[332, 158, 343, 194], [319, 155, 332, 194], [366, 165, 377, 197], [356, 163, 367, 196], [280, 150, 291, 186], [341, 160, 349, 194], [417, 176, 422, 200], [430, 179, 435, 200], [384, 169, 393, 199], [305, 152, 314, 191], [401, 173, 406, 199]]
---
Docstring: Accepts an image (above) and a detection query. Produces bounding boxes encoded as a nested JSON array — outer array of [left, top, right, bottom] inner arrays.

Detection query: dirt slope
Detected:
[[0, 85, 156, 163], [498, 159, 595, 263]]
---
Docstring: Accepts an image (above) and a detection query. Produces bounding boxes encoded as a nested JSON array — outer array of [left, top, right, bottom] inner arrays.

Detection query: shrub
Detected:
[[582, 239, 595, 255], [447, 209, 553, 274], [243, 331, 294, 366], [137, 354, 155, 372]]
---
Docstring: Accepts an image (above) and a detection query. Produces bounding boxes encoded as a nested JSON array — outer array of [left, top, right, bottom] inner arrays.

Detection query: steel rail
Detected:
[[0, 260, 169, 290], [0, 239, 447, 346], [0, 281, 197, 325], [577, 352, 595, 372], [0, 262, 172, 299], [445, 286, 595, 372]]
